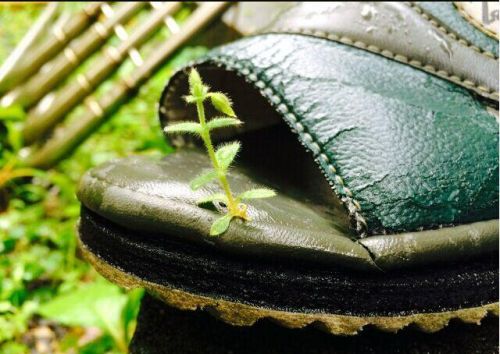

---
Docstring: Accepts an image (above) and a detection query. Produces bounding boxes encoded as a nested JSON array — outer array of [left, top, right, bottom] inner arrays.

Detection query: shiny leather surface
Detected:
[[77, 150, 498, 271], [160, 34, 498, 235], [360, 220, 499, 269], [264, 2, 499, 100], [77, 150, 378, 271], [417, 2, 498, 54]]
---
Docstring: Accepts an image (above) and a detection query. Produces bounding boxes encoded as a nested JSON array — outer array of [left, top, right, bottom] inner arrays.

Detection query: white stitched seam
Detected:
[[161, 60, 369, 235], [408, 2, 498, 59], [453, 3, 499, 40], [199, 56, 369, 236], [271, 27, 499, 100]]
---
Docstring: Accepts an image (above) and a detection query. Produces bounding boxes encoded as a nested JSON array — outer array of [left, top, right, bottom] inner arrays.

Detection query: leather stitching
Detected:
[[182, 56, 370, 236], [160, 66, 367, 235], [269, 28, 499, 101], [408, 2, 498, 59], [164, 55, 497, 236], [453, 2, 499, 41], [161, 61, 368, 235], [160, 40, 498, 235]]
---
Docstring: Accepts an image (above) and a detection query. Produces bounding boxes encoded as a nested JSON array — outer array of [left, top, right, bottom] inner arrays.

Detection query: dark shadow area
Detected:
[[130, 294, 499, 354], [160, 65, 352, 233]]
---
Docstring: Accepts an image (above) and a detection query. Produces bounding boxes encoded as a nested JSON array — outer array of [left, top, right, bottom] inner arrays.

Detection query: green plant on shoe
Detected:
[[164, 68, 276, 236]]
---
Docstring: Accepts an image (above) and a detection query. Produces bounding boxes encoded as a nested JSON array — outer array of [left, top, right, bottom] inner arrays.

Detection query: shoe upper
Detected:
[[78, 2, 499, 271]]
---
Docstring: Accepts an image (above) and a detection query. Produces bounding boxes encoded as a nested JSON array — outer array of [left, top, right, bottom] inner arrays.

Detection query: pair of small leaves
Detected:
[[208, 187, 276, 236], [163, 117, 242, 135], [187, 68, 236, 117], [189, 142, 240, 190], [185, 93, 234, 117]]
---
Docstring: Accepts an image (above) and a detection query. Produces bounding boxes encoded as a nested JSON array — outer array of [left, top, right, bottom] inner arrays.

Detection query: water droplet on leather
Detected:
[[366, 26, 376, 34], [447, 190, 460, 202], [428, 29, 453, 58], [361, 4, 377, 20]]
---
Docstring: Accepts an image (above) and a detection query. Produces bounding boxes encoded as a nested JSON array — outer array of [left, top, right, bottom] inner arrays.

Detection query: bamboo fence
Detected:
[[0, 2, 230, 169]]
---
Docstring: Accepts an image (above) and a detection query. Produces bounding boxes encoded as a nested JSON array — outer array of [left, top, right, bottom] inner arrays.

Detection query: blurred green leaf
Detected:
[[0, 4, 203, 353], [0, 105, 25, 122], [37, 281, 123, 328], [93, 293, 128, 352], [79, 335, 114, 354], [0, 342, 28, 354], [37, 281, 142, 352], [122, 288, 144, 344]]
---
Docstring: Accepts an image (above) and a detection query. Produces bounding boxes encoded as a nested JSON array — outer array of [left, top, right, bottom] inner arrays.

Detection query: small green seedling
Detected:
[[164, 68, 276, 236]]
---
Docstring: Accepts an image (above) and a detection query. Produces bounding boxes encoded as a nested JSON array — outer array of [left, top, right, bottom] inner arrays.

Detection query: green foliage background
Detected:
[[0, 4, 206, 353]]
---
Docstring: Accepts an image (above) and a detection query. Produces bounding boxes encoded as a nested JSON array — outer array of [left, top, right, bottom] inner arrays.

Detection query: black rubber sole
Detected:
[[129, 294, 500, 354], [79, 207, 498, 317]]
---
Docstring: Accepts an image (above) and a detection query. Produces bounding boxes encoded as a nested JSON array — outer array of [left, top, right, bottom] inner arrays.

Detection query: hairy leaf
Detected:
[[238, 188, 276, 200], [210, 213, 233, 236], [208, 92, 235, 117], [207, 117, 242, 131], [188, 68, 208, 99], [190, 170, 217, 190], [163, 122, 201, 135], [215, 142, 240, 170], [197, 193, 228, 205], [188, 68, 202, 93]]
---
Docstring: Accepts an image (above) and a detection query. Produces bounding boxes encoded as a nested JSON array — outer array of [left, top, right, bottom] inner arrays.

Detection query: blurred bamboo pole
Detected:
[[1, 2, 145, 109], [0, 3, 59, 95], [0, 2, 104, 96], [23, 2, 182, 145], [23, 2, 230, 169]]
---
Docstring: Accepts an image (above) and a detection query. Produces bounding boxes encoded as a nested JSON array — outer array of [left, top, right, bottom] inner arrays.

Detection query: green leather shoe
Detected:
[[77, 2, 499, 335]]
